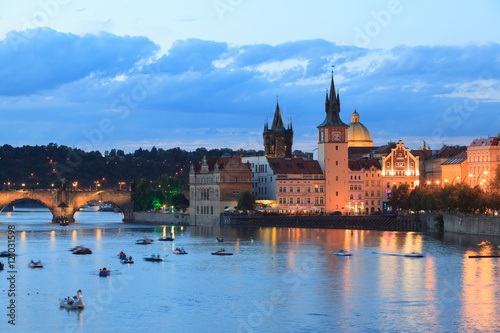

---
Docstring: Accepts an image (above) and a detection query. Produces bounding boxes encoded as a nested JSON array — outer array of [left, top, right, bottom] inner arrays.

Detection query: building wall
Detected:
[[318, 126, 349, 213], [275, 174, 325, 210], [441, 161, 468, 186], [381, 140, 420, 190], [467, 143, 500, 187], [348, 169, 365, 214], [363, 166, 385, 213], [242, 156, 275, 200]]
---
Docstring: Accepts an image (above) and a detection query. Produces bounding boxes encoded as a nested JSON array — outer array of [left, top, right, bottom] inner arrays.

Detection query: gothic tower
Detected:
[[263, 99, 293, 158], [317, 73, 349, 213]]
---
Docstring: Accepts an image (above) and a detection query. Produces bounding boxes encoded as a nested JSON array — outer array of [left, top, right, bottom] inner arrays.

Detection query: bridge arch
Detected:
[[0, 191, 56, 221], [0, 189, 134, 223]]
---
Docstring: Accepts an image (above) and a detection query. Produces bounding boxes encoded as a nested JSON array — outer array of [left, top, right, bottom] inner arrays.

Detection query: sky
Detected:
[[1, 0, 499, 153]]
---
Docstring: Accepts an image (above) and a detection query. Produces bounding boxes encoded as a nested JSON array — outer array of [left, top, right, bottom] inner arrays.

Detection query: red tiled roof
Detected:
[[470, 138, 500, 147], [410, 149, 433, 160], [349, 159, 381, 171], [441, 151, 467, 165], [433, 145, 467, 158], [193, 156, 232, 173], [268, 158, 323, 174]]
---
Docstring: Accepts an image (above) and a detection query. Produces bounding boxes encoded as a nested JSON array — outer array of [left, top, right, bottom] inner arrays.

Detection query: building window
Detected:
[[350, 185, 353, 190], [279, 187, 282, 193], [297, 198, 301, 204], [290, 198, 293, 204], [290, 187, 294, 193], [336, 145, 338, 151], [350, 195, 353, 200], [297, 187, 300, 193], [377, 191, 380, 196], [336, 191, 338, 196], [366, 181, 369, 186], [371, 191, 374, 197], [411, 182, 414, 187], [307, 198, 311, 204], [336, 176, 338, 181], [283, 187, 286, 193], [315, 185, 318, 193], [320, 197, 324, 204], [336, 161, 338, 166], [279, 198, 282, 204], [211, 207, 213, 215], [307, 187, 311, 193], [315, 197, 319, 205], [319, 185, 324, 193]]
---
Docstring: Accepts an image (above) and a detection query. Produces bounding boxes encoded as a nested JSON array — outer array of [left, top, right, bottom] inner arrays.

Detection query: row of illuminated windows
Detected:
[[278, 197, 324, 205], [279, 186, 324, 193], [350, 185, 363, 191]]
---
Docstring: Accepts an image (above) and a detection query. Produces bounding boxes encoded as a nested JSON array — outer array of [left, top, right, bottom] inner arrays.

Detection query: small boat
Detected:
[[69, 246, 85, 252], [144, 254, 165, 262], [59, 290, 85, 309], [173, 248, 188, 255], [211, 248, 233, 256], [118, 252, 127, 260], [404, 252, 425, 258], [122, 259, 134, 264], [98, 269, 110, 277], [29, 260, 44, 268], [73, 247, 92, 255], [334, 249, 352, 256], [136, 237, 154, 245], [469, 255, 500, 258], [158, 236, 174, 241], [0, 251, 13, 257], [216, 237, 224, 242]]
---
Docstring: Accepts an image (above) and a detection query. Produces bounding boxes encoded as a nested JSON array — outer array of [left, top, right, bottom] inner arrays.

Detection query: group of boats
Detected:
[[334, 249, 425, 258], [136, 235, 175, 244]]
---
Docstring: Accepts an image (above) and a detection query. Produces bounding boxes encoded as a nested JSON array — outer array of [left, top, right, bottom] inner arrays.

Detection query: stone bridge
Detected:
[[0, 190, 134, 223]]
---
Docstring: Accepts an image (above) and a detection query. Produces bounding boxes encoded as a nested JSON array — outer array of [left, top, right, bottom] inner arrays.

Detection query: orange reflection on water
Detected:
[[72, 230, 78, 242], [460, 250, 499, 332], [235, 238, 240, 253]]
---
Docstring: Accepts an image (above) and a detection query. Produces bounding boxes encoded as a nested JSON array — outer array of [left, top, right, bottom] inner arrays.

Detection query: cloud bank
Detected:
[[1, 28, 499, 152]]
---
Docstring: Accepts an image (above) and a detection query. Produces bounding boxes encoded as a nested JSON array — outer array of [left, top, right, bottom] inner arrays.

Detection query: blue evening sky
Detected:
[[1, 0, 499, 152]]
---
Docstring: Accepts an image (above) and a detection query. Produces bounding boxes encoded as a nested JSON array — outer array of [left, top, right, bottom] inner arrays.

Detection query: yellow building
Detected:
[[348, 109, 373, 147], [381, 140, 420, 190], [441, 151, 468, 186], [467, 137, 500, 187]]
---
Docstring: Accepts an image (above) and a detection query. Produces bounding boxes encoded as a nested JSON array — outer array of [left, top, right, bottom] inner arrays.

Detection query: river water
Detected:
[[1, 208, 500, 332]]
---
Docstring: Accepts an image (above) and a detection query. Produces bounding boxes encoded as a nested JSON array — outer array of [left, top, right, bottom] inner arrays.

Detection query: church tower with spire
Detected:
[[317, 71, 349, 213], [263, 99, 293, 158]]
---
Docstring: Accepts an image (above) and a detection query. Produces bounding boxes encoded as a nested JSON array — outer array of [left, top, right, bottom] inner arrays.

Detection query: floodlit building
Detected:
[[466, 137, 500, 187]]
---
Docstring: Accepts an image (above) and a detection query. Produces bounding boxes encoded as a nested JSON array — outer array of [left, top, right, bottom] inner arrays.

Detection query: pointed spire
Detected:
[[325, 89, 329, 113], [270, 99, 286, 131], [318, 68, 348, 128], [290, 116, 293, 131]]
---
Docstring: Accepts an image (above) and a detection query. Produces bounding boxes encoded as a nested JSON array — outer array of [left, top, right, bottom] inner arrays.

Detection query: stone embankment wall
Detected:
[[444, 214, 500, 236], [132, 212, 190, 225]]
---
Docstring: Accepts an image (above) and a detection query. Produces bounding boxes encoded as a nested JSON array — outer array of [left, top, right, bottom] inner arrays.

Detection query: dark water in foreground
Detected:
[[1, 208, 500, 332]]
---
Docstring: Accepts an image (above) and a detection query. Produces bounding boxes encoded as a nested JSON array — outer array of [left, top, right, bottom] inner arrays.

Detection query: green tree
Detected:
[[388, 184, 410, 211], [172, 193, 189, 209], [236, 191, 256, 211], [491, 165, 500, 192], [134, 178, 164, 211]]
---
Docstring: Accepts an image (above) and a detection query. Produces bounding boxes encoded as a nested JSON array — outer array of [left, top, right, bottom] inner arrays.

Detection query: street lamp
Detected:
[[72, 181, 78, 191]]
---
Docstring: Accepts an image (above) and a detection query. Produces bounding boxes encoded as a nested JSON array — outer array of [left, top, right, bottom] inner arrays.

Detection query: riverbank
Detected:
[[132, 212, 190, 225]]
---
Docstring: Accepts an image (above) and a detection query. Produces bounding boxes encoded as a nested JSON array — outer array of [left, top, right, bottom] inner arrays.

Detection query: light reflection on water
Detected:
[[0, 210, 500, 332]]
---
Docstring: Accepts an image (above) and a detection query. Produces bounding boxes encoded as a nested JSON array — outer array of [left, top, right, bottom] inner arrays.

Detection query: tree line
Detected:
[[388, 166, 500, 214]]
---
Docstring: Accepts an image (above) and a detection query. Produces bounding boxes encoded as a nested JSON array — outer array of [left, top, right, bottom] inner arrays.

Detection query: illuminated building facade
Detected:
[[381, 140, 420, 190], [466, 137, 500, 187], [317, 74, 350, 213], [441, 151, 468, 186]]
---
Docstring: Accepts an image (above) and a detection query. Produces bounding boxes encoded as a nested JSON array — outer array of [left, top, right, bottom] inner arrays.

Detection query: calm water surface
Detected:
[[1, 208, 500, 332]]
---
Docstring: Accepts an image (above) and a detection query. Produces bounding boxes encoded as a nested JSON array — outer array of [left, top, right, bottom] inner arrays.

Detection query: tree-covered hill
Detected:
[[0, 143, 266, 190]]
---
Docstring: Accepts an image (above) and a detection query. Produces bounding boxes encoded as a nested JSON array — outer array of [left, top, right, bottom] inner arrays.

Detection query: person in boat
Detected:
[[157, 254, 160, 259], [129, 256, 132, 261], [99, 269, 102, 273]]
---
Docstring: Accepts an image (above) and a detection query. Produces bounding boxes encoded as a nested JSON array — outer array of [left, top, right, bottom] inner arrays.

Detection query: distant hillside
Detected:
[[0, 143, 273, 190]]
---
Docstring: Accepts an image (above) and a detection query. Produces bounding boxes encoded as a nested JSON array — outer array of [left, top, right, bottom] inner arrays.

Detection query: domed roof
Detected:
[[348, 110, 373, 147]]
